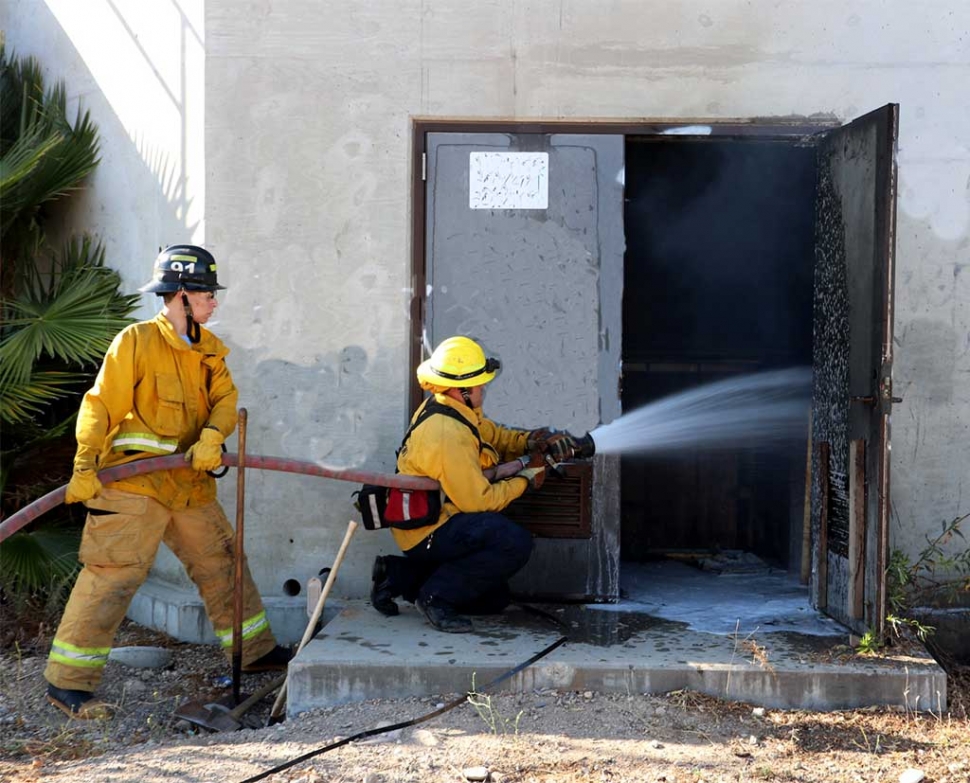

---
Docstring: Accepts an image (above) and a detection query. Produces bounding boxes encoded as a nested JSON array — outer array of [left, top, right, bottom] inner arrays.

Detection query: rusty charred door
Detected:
[[811, 104, 899, 636], [420, 131, 624, 601]]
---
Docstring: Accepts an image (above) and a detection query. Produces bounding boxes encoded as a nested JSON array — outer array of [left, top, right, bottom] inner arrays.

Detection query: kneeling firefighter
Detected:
[[44, 245, 291, 719], [370, 336, 584, 633]]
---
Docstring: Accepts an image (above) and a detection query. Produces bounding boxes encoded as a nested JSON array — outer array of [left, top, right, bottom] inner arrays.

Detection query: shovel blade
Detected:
[[173, 699, 220, 730], [207, 708, 243, 732], [173, 693, 248, 732]]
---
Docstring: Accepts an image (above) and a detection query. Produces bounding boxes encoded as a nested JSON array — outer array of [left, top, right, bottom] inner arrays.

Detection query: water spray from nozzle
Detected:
[[587, 366, 811, 457], [544, 367, 810, 468]]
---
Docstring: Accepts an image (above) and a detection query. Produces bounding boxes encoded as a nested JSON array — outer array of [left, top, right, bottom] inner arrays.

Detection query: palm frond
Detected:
[[13, 97, 100, 213], [0, 48, 100, 258], [0, 46, 45, 152], [0, 369, 86, 425], [54, 235, 141, 317], [0, 236, 139, 386], [2, 270, 134, 366], [0, 121, 63, 194], [0, 525, 81, 596], [0, 46, 120, 613]]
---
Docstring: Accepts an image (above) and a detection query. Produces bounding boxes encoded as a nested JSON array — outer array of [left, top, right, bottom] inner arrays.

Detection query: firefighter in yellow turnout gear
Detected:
[[371, 336, 581, 633], [44, 245, 290, 719]]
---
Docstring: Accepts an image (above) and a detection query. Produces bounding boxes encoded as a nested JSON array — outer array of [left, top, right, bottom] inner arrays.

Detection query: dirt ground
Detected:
[[1, 618, 968, 783]]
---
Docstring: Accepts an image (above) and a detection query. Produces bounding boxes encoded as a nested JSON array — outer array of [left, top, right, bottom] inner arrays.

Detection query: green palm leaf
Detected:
[[0, 236, 138, 379], [2, 268, 136, 371], [0, 525, 81, 596], [0, 121, 62, 193], [0, 46, 100, 252], [3, 93, 99, 227], [0, 46, 134, 616], [0, 369, 86, 424]]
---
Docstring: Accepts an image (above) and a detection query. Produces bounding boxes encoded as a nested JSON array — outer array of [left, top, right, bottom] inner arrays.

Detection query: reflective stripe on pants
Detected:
[[48, 638, 111, 669], [45, 488, 275, 691], [214, 609, 271, 648]]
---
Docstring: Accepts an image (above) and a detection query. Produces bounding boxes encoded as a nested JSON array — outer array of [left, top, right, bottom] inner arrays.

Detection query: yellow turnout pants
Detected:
[[45, 488, 275, 691]]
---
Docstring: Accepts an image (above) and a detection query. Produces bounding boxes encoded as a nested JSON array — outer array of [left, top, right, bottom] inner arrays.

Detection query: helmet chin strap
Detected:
[[181, 292, 201, 344], [460, 387, 473, 407]]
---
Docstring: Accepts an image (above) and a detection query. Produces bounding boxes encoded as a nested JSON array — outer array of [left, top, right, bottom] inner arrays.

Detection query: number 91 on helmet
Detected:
[[138, 244, 226, 295]]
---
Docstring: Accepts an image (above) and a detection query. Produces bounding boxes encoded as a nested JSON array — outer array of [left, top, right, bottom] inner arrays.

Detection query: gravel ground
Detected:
[[1, 619, 969, 783]]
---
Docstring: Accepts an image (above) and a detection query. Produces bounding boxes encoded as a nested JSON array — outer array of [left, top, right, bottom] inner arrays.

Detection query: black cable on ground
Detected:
[[237, 606, 569, 783]]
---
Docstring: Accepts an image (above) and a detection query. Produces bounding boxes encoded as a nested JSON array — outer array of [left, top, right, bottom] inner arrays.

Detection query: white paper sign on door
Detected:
[[469, 152, 549, 210]]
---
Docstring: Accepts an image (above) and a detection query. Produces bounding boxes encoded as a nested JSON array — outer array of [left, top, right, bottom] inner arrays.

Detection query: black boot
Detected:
[[415, 595, 472, 633], [242, 644, 293, 672], [370, 556, 400, 617], [46, 684, 114, 719]]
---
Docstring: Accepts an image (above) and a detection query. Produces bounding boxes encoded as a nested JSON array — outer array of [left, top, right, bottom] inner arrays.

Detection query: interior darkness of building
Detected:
[[620, 138, 818, 573]]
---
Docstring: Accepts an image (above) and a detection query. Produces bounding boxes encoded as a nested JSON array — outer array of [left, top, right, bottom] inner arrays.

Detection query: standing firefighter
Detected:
[[370, 336, 579, 633], [44, 245, 291, 719]]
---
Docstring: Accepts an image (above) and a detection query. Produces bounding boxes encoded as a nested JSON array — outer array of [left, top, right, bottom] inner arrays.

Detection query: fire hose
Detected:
[[0, 453, 440, 546], [0, 436, 598, 545]]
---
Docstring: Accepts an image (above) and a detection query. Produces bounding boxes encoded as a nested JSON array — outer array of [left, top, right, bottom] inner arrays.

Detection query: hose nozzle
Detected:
[[573, 433, 596, 459]]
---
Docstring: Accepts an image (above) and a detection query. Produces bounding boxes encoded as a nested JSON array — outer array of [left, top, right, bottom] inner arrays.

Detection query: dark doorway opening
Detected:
[[621, 138, 817, 576]]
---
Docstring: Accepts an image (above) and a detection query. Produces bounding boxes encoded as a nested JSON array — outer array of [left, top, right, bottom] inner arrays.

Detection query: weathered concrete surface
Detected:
[[287, 600, 945, 718], [126, 577, 336, 646], [286, 563, 947, 717], [107, 645, 172, 669]]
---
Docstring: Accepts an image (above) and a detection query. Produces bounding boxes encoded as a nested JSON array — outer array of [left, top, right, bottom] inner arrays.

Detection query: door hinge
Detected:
[[421, 152, 427, 181]]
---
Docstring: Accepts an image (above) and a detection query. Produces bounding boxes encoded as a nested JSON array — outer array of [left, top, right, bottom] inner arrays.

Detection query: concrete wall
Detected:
[[206, 0, 970, 595], [5, 1, 970, 606], [1, 1, 206, 311]]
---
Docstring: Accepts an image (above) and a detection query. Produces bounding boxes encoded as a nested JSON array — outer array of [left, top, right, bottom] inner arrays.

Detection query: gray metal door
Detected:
[[811, 105, 899, 635], [424, 132, 625, 601]]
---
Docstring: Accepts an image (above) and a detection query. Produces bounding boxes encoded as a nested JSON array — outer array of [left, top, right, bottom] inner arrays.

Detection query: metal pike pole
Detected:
[[232, 408, 248, 705]]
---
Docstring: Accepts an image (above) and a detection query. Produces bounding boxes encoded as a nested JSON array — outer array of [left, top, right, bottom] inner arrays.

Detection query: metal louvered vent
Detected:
[[503, 462, 592, 539]]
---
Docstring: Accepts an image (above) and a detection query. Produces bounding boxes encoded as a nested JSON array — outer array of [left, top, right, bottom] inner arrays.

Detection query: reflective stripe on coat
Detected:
[[73, 312, 238, 508]]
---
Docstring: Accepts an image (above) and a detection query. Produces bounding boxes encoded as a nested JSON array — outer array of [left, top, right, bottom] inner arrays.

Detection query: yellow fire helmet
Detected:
[[416, 336, 501, 389]]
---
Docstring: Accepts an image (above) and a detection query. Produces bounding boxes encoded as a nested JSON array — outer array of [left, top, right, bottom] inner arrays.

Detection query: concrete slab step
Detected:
[[127, 576, 336, 645], [286, 601, 946, 718]]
